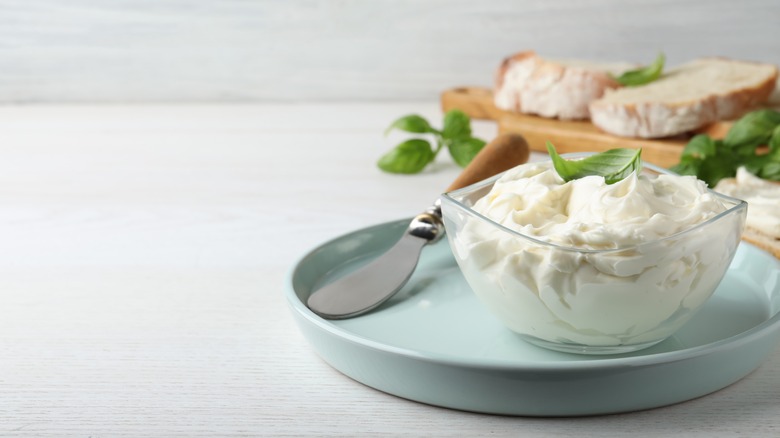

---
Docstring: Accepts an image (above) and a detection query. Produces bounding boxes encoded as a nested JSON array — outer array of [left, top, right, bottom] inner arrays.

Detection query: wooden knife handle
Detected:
[[446, 133, 530, 192]]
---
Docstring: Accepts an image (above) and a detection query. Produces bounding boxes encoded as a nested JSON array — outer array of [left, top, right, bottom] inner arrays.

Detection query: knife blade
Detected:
[[306, 207, 442, 319], [306, 133, 530, 319]]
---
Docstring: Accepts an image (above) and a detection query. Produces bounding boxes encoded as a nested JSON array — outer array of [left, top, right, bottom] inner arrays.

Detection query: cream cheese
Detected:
[[451, 162, 742, 349], [714, 167, 780, 239]]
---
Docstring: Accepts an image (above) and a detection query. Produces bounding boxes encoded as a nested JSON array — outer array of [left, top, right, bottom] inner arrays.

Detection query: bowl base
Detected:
[[519, 335, 666, 355]]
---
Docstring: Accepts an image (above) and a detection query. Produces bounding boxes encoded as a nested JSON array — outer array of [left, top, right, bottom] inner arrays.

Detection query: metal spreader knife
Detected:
[[307, 133, 530, 319]]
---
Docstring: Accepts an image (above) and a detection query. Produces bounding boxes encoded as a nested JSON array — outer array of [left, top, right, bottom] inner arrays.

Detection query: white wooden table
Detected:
[[0, 103, 777, 437]]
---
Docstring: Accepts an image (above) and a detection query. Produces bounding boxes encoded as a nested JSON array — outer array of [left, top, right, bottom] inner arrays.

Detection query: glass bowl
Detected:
[[440, 156, 747, 355]]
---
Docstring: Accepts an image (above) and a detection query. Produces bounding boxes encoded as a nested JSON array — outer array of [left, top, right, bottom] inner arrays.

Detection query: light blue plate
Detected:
[[286, 219, 780, 416]]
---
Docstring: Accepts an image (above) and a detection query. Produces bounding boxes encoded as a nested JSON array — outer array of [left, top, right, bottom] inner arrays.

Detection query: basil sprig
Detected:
[[378, 110, 486, 174], [546, 142, 642, 184], [670, 109, 780, 186], [614, 53, 665, 87]]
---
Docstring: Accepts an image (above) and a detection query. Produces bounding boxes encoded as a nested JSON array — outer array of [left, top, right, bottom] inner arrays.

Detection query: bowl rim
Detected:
[[440, 153, 748, 255]]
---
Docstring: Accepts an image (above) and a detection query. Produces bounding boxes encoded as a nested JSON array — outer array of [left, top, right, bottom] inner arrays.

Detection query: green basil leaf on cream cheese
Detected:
[[546, 142, 642, 184]]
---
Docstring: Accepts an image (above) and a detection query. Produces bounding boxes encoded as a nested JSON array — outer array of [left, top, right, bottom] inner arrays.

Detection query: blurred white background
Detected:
[[0, 0, 778, 103]]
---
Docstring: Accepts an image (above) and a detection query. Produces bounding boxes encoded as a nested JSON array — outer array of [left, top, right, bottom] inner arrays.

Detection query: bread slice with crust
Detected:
[[589, 58, 779, 138], [494, 51, 634, 120], [714, 168, 780, 259], [743, 227, 780, 259]]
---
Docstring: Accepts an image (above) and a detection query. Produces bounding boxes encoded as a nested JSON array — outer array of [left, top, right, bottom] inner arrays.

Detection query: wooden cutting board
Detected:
[[440, 87, 732, 168]]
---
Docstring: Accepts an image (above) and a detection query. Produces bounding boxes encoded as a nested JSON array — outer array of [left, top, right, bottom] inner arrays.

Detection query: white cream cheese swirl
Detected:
[[452, 162, 743, 348], [474, 162, 728, 249]]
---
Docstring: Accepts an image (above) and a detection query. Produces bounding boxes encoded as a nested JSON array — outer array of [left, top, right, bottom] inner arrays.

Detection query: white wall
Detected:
[[0, 0, 778, 102]]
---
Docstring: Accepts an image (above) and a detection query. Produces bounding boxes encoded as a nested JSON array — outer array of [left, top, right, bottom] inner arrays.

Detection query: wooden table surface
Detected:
[[0, 103, 777, 437]]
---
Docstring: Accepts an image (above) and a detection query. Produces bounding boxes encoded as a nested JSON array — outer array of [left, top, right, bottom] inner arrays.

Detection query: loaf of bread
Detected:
[[494, 51, 634, 120], [589, 58, 779, 138]]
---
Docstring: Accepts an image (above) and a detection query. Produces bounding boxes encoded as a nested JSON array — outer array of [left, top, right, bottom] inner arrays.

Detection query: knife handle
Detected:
[[445, 133, 530, 193]]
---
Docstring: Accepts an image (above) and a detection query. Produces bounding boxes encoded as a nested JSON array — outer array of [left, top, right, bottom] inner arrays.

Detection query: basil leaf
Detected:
[[385, 114, 435, 136], [377, 139, 435, 174], [670, 155, 702, 177], [768, 125, 780, 160], [760, 161, 780, 181], [697, 157, 737, 187], [723, 109, 780, 149], [614, 53, 665, 87], [448, 137, 486, 168], [670, 109, 780, 186], [681, 134, 717, 159], [741, 153, 769, 176], [546, 142, 642, 184], [441, 110, 472, 140]]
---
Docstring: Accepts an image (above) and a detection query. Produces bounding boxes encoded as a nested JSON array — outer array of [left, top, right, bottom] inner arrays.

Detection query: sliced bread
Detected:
[[714, 168, 780, 259], [589, 58, 779, 138], [494, 51, 634, 120], [742, 227, 780, 259]]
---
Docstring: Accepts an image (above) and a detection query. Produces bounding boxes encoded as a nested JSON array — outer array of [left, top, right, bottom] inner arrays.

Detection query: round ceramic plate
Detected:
[[286, 219, 780, 416]]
